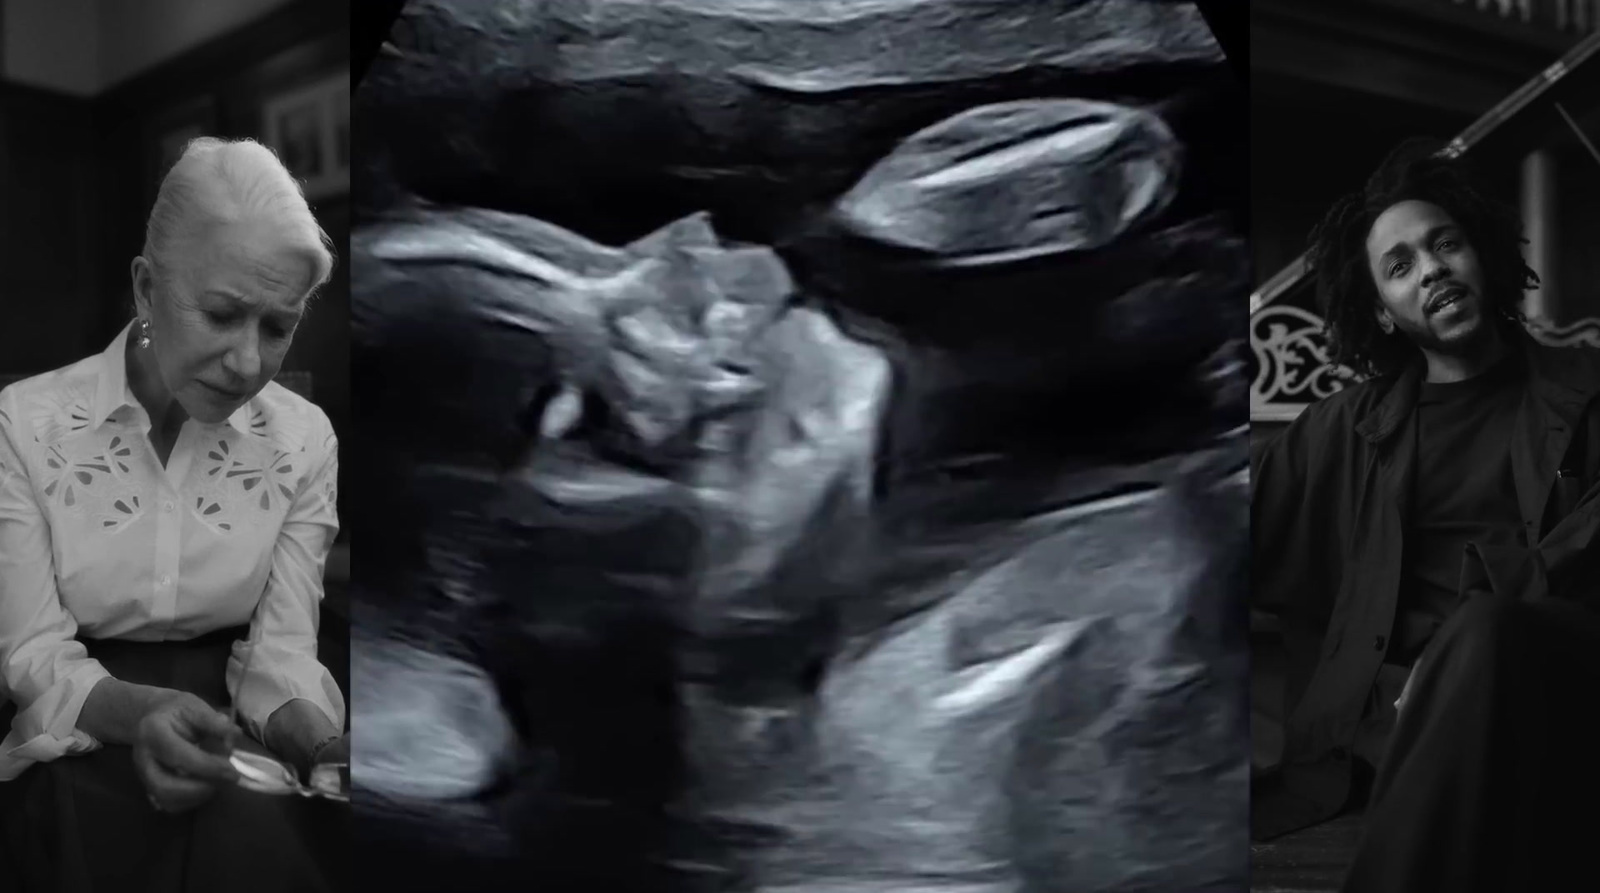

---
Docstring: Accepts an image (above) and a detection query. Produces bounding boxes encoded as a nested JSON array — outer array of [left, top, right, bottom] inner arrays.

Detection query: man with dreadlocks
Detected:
[[1251, 140, 1600, 892]]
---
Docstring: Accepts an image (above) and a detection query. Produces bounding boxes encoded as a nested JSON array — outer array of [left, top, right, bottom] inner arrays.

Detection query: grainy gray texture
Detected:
[[351, 2, 1246, 890], [356, 0, 1223, 241], [835, 99, 1182, 263], [350, 208, 1248, 892]]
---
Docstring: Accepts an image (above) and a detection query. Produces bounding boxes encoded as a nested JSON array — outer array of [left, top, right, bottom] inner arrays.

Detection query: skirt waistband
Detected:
[[79, 625, 249, 651]]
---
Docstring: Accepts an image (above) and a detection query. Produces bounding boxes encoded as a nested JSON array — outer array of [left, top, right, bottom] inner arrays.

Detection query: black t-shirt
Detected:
[[1390, 353, 1527, 664], [1355, 354, 1528, 768]]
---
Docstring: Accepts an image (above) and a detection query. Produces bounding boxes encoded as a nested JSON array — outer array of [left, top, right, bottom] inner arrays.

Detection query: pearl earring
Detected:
[[136, 318, 152, 349]]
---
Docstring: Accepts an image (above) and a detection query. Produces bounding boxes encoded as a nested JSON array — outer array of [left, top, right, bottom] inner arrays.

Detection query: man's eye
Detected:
[[1389, 260, 1410, 277], [1437, 239, 1458, 251], [207, 311, 235, 326]]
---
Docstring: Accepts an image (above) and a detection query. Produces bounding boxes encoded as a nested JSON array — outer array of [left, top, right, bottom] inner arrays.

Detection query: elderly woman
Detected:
[[0, 138, 345, 891]]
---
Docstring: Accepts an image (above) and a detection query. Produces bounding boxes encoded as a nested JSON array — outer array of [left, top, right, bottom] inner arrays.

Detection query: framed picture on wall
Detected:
[[262, 69, 350, 201]]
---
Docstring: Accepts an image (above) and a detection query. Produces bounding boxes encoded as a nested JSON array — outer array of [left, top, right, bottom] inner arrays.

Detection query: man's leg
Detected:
[[1341, 595, 1600, 893]]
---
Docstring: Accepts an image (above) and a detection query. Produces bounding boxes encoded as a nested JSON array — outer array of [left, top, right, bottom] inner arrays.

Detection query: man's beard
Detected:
[[1394, 302, 1497, 360]]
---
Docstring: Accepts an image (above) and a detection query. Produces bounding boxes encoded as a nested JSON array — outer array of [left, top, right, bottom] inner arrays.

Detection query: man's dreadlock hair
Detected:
[[1305, 139, 1538, 379]]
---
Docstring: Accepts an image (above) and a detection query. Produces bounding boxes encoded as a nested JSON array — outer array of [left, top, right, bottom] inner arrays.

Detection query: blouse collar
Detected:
[[90, 321, 251, 434]]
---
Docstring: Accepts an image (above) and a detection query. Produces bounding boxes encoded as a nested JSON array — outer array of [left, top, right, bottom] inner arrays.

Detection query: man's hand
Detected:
[[132, 693, 240, 813]]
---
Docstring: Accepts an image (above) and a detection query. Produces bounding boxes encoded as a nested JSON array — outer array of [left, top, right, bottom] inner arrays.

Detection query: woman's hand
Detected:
[[264, 698, 342, 778], [132, 693, 241, 814], [312, 733, 350, 767]]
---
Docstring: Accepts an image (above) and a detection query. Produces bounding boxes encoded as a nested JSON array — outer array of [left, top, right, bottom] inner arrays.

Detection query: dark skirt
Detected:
[[0, 628, 347, 893]]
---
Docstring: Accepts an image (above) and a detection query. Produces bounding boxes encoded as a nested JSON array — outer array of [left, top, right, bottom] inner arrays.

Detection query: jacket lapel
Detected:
[[1510, 390, 1554, 537]]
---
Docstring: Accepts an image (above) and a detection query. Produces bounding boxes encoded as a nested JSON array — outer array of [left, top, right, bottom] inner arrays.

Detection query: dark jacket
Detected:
[[1250, 338, 1600, 841]]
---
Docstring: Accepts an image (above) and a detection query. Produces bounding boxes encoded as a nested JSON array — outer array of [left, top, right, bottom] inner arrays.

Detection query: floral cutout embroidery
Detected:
[[94, 491, 146, 534], [103, 435, 135, 475], [321, 430, 338, 508], [40, 444, 114, 509], [193, 492, 233, 532], [206, 439, 297, 512], [204, 439, 232, 477], [246, 403, 271, 439], [246, 398, 316, 456], [30, 387, 92, 446]]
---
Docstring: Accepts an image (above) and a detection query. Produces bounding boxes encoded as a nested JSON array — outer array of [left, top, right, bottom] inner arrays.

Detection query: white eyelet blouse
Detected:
[[0, 322, 343, 780]]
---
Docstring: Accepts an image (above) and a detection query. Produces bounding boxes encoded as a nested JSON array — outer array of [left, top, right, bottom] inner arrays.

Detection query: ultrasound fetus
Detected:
[[351, 3, 1249, 891]]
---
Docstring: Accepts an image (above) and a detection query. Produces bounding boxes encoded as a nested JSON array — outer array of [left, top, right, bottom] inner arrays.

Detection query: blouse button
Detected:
[[163, 501, 174, 513], [159, 575, 171, 586]]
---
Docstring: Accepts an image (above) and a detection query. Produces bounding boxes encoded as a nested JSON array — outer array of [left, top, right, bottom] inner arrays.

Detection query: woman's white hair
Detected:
[[143, 136, 336, 296]]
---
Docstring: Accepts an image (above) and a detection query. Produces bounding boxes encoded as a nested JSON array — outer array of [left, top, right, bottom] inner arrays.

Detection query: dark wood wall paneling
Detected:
[[0, 83, 101, 372]]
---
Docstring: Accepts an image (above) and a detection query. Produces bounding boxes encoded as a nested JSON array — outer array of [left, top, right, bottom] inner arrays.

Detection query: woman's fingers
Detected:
[[152, 731, 238, 785], [314, 733, 351, 766], [135, 742, 221, 813], [150, 701, 241, 784], [179, 698, 242, 750]]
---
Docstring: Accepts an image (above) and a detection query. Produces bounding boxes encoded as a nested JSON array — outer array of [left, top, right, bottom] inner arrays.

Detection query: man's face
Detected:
[[140, 216, 314, 424], [1364, 200, 1491, 356]]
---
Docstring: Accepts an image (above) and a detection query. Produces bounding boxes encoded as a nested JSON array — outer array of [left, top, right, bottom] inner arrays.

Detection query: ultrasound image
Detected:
[[349, 3, 1250, 890]]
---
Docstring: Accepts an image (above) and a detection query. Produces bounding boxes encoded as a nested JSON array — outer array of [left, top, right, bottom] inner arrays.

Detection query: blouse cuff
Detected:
[[0, 660, 110, 781], [231, 640, 346, 743]]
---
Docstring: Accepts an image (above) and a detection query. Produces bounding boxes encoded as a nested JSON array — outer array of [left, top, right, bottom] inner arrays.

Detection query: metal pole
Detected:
[[1522, 150, 1558, 323]]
